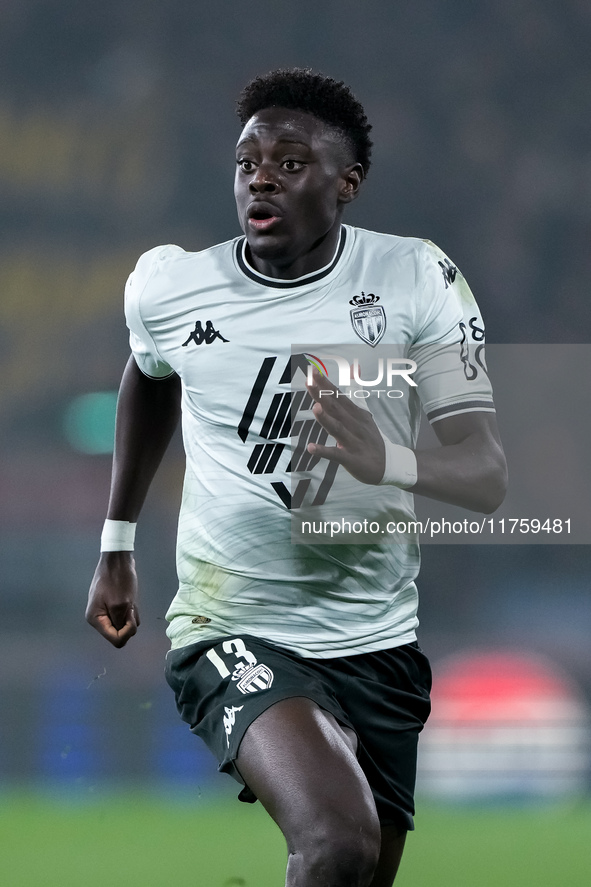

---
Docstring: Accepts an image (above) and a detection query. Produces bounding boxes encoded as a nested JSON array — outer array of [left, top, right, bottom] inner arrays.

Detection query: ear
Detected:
[[339, 163, 364, 205]]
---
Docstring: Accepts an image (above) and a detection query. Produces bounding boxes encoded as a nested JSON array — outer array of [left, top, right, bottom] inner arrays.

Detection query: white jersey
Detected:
[[125, 225, 494, 658]]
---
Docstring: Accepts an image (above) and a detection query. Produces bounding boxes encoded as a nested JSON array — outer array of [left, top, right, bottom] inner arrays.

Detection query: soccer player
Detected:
[[86, 69, 507, 886]]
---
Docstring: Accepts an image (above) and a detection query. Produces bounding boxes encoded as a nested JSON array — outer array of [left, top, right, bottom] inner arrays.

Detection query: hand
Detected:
[[86, 551, 140, 648], [305, 368, 385, 484]]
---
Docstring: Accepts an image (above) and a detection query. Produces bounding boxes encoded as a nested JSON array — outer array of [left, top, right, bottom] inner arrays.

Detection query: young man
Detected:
[[86, 69, 507, 886]]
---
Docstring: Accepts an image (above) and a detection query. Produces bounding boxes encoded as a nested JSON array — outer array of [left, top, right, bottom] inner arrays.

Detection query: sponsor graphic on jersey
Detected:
[[468, 317, 485, 341], [459, 319, 488, 381], [182, 320, 230, 346], [237, 353, 339, 509], [223, 705, 244, 747], [233, 662, 275, 694], [349, 292, 386, 346]]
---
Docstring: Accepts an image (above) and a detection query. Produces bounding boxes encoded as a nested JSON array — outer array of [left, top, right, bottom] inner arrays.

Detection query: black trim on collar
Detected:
[[235, 227, 347, 289]]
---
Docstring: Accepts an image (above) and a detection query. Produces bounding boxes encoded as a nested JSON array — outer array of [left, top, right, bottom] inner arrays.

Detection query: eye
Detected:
[[282, 159, 305, 171], [237, 159, 255, 172]]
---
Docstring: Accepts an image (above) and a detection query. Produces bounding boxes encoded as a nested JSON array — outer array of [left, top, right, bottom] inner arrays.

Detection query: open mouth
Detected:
[[248, 208, 281, 231]]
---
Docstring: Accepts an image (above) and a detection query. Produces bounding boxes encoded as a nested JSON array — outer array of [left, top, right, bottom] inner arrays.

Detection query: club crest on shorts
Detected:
[[232, 662, 275, 694], [350, 292, 386, 346]]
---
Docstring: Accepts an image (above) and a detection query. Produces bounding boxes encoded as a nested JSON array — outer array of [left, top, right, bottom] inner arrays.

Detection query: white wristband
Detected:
[[100, 519, 137, 552], [377, 430, 418, 489]]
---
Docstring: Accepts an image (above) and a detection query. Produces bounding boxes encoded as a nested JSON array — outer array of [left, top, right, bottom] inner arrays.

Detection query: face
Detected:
[[234, 107, 362, 277]]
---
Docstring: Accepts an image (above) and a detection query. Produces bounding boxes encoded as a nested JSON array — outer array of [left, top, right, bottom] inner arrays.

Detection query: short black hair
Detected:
[[236, 68, 373, 176]]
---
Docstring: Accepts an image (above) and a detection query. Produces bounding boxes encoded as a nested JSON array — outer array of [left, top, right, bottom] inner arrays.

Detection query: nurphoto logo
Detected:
[[305, 353, 417, 399]]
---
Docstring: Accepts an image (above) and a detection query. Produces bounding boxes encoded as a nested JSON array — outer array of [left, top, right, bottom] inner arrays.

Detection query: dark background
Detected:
[[0, 0, 589, 791]]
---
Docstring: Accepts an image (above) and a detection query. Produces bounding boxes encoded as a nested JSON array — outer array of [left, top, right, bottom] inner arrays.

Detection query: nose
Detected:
[[249, 163, 280, 194]]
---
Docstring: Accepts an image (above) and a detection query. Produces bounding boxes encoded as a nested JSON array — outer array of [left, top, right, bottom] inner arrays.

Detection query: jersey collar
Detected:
[[235, 226, 347, 289]]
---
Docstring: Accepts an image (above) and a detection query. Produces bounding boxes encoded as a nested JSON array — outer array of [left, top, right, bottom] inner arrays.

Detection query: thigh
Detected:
[[323, 643, 432, 831], [235, 696, 379, 850], [165, 634, 355, 798], [369, 827, 407, 887]]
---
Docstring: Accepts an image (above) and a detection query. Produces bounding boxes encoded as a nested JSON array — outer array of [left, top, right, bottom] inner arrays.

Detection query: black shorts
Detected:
[[165, 635, 431, 831]]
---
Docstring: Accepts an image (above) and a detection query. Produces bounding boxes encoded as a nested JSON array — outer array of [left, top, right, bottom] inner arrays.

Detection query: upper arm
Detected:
[[408, 409, 507, 513], [431, 410, 508, 510], [117, 355, 181, 426], [408, 243, 508, 511], [124, 352, 180, 389], [410, 241, 495, 427], [430, 409, 503, 449], [124, 246, 180, 380]]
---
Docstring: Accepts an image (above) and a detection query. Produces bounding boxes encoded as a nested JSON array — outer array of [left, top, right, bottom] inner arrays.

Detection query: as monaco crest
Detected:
[[233, 662, 275, 695], [350, 292, 386, 346]]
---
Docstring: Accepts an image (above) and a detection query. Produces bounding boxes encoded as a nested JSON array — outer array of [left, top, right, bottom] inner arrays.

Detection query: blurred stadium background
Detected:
[[0, 1, 590, 884]]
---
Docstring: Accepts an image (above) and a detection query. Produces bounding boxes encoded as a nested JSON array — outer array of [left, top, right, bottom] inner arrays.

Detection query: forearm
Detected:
[[306, 370, 508, 514], [412, 430, 507, 514], [106, 355, 182, 521]]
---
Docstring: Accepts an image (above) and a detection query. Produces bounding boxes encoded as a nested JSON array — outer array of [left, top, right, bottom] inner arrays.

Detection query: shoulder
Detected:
[[126, 244, 183, 293], [125, 238, 242, 313], [129, 238, 239, 288], [419, 238, 461, 283], [349, 226, 454, 260], [347, 229, 468, 341], [347, 226, 439, 273], [347, 225, 422, 255]]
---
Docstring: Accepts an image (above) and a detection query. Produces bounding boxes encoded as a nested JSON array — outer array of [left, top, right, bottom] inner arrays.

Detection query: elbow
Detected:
[[478, 452, 508, 514]]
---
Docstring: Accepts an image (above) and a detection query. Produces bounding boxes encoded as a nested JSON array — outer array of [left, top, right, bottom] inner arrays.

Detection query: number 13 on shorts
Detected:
[[206, 638, 258, 679]]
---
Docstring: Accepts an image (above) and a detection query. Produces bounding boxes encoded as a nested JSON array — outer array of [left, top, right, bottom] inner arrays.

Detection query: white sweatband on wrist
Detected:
[[377, 430, 418, 489], [100, 519, 137, 552]]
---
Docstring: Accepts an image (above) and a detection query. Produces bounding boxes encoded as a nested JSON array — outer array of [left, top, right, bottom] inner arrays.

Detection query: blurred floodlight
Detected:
[[417, 651, 591, 803], [63, 391, 117, 454]]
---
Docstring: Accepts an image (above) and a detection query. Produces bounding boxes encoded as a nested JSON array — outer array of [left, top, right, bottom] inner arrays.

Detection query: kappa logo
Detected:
[[232, 662, 275, 695], [349, 292, 386, 347], [438, 259, 457, 289], [223, 705, 244, 747], [182, 320, 229, 346]]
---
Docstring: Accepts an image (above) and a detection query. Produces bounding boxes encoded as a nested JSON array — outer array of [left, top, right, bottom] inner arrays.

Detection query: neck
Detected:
[[246, 222, 343, 281]]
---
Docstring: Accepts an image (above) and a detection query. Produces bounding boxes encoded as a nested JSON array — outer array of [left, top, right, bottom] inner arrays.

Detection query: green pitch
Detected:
[[0, 790, 589, 886]]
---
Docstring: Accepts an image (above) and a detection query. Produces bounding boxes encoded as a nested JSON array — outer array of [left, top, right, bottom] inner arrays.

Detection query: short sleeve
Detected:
[[124, 246, 176, 379], [409, 241, 496, 423]]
